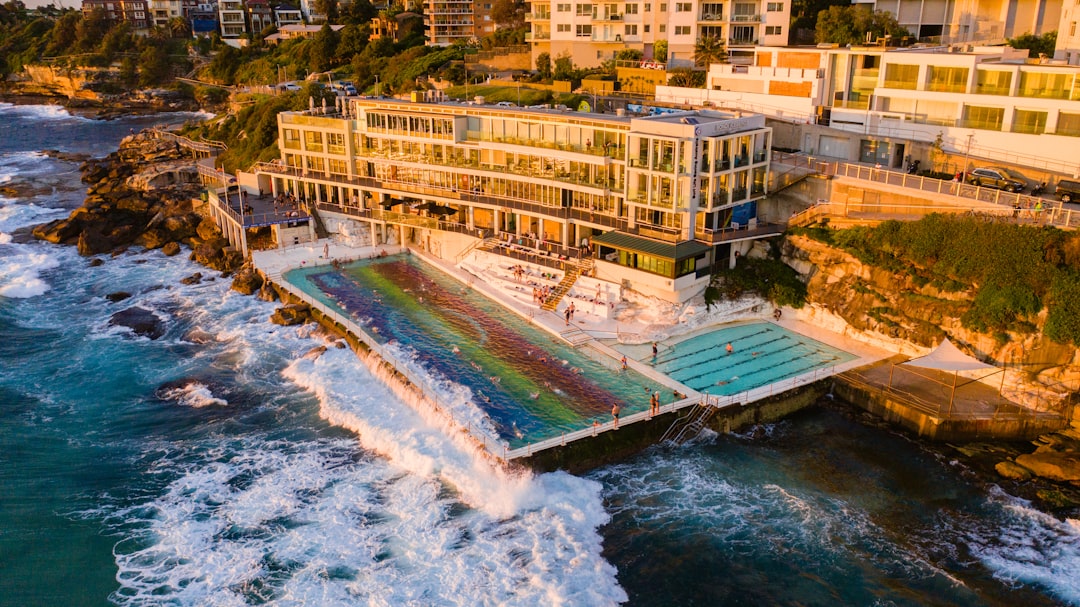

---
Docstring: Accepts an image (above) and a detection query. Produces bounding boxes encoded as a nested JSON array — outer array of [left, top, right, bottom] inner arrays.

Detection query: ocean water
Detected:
[[1, 102, 1078, 607]]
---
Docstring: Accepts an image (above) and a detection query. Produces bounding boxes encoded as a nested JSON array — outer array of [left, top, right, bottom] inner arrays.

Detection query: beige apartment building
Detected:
[[250, 99, 777, 302], [1057, 0, 1080, 65], [851, 0, 1061, 43], [426, 0, 496, 45], [527, 0, 791, 68]]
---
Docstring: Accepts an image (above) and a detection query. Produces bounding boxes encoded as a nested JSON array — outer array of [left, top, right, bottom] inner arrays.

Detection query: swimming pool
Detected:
[[285, 256, 659, 448], [613, 322, 856, 397]]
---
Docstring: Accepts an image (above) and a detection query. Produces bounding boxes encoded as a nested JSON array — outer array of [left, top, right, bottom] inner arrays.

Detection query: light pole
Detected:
[[375, 74, 380, 98], [963, 133, 974, 179]]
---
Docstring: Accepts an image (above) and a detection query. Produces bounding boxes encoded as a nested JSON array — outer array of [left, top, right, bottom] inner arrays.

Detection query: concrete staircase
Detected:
[[659, 400, 718, 444], [541, 258, 592, 312]]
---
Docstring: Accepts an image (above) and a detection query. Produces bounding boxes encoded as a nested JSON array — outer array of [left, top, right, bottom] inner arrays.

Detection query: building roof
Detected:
[[592, 232, 710, 260]]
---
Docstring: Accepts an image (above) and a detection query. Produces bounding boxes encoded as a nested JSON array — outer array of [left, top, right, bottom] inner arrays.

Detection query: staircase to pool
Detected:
[[541, 258, 593, 312]]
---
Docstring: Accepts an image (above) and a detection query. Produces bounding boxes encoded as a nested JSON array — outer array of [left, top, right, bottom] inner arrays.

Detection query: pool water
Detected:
[[615, 322, 856, 396], [285, 256, 660, 448]]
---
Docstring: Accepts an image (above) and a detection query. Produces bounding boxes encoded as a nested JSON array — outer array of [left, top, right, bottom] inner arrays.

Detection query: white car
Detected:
[[495, 101, 515, 107]]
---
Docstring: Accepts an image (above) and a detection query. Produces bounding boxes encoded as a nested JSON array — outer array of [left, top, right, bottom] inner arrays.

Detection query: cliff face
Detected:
[[782, 234, 1080, 390], [16, 65, 114, 100]]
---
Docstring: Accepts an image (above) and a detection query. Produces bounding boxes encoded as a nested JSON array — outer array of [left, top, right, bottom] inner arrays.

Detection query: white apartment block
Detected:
[[251, 100, 777, 302], [527, 0, 791, 68], [657, 44, 1080, 175], [852, 0, 1062, 43], [1057, 0, 1080, 65], [149, 0, 183, 27], [426, 0, 496, 46], [219, 0, 248, 37]]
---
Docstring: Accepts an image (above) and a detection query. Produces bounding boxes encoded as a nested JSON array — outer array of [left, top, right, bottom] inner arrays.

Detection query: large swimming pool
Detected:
[[613, 322, 856, 397], [285, 256, 659, 448]]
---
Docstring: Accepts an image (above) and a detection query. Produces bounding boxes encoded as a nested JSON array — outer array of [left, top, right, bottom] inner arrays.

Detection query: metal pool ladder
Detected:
[[660, 396, 722, 445]]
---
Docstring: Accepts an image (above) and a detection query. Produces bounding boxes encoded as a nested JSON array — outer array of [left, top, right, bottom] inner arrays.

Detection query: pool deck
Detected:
[[253, 240, 895, 461]]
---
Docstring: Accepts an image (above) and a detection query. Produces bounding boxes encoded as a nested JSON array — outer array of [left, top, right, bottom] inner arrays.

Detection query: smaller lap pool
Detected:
[[614, 322, 856, 396]]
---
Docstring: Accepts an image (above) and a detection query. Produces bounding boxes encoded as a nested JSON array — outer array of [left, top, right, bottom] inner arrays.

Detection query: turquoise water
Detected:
[[615, 321, 856, 395], [287, 256, 661, 448]]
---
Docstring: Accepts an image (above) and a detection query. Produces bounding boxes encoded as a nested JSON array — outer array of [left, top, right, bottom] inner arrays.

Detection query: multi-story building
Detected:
[[1057, 0, 1080, 65], [656, 44, 1080, 175], [274, 3, 304, 25], [851, 0, 1061, 43], [81, 0, 150, 30], [251, 100, 777, 302], [219, 0, 247, 37], [149, 0, 182, 27], [426, 0, 495, 46], [246, 0, 274, 33], [527, 0, 790, 69]]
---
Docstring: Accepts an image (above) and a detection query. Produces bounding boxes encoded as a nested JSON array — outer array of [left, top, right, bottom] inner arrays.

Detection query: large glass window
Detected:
[[283, 129, 301, 149], [927, 66, 968, 93], [883, 64, 918, 89], [1057, 112, 1080, 137], [1018, 71, 1078, 100], [975, 70, 1012, 95], [961, 105, 1004, 130], [1011, 109, 1047, 134], [304, 130, 323, 152], [326, 132, 346, 155]]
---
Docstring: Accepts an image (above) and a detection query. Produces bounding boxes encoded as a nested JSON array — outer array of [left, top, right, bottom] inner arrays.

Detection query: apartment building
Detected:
[[274, 4, 304, 25], [149, 0, 182, 27], [1057, 0, 1080, 65], [252, 100, 775, 302], [218, 0, 247, 37], [657, 44, 1080, 175], [425, 0, 496, 45], [527, 0, 790, 68], [851, 0, 1061, 43], [81, 0, 150, 30], [245, 0, 274, 33]]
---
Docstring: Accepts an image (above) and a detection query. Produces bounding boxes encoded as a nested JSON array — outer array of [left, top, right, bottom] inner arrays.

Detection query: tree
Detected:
[[45, 11, 79, 56], [536, 51, 551, 79], [137, 44, 170, 86], [491, 0, 524, 28], [345, 0, 377, 25], [653, 39, 668, 63], [692, 35, 726, 67], [667, 67, 705, 88], [75, 8, 110, 52], [553, 52, 573, 80], [310, 22, 341, 72], [119, 54, 138, 87], [815, 5, 909, 45], [168, 16, 191, 38], [313, 0, 338, 22], [337, 23, 368, 58], [1008, 31, 1057, 59]]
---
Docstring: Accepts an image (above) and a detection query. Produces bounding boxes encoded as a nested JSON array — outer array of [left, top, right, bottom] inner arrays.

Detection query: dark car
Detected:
[[1056, 179, 1080, 204], [967, 167, 1027, 192]]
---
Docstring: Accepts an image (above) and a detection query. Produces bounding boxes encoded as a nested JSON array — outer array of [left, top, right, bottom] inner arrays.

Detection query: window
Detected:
[[1071, 22, 1076, 36], [766, 1, 782, 10], [765, 25, 781, 35], [326, 132, 345, 155], [1011, 109, 1047, 134], [659, 24, 666, 32], [625, 24, 637, 35], [962, 105, 1004, 130], [626, 2, 638, 13], [675, 2, 690, 11], [328, 158, 348, 175], [659, 3, 666, 11], [1057, 112, 1080, 137], [557, 23, 570, 31], [975, 70, 1011, 95], [926, 66, 968, 93], [283, 129, 301, 149], [576, 3, 591, 15], [674, 25, 690, 35], [576, 24, 592, 36], [644, 24, 650, 32], [883, 63, 919, 89], [303, 130, 323, 152], [644, 2, 650, 10], [1018, 71, 1077, 100], [556, 3, 570, 10]]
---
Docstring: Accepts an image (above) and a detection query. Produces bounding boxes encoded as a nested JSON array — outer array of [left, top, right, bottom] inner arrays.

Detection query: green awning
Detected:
[[592, 231, 710, 260]]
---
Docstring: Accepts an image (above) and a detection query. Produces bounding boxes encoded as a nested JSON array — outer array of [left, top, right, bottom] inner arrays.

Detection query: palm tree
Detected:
[[168, 16, 191, 39], [693, 35, 726, 67]]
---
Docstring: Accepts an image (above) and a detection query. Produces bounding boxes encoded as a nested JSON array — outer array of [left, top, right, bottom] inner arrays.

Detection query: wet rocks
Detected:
[[161, 242, 181, 256], [230, 266, 263, 296], [180, 272, 203, 285], [105, 291, 132, 302], [270, 304, 310, 326], [109, 306, 165, 339]]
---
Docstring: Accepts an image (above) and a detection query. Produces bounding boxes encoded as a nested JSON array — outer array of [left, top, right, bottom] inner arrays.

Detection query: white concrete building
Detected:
[[219, 0, 248, 37], [1057, 0, 1080, 65], [851, 0, 1062, 44], [251, 100, 780, 302], [527, 0, 791, 69], [149, 0, 183, 27]]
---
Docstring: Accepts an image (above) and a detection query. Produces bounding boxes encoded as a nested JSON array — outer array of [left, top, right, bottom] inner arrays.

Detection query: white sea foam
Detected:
[[0, 244, 60, 298], [160, 382, 228, 408], [0, 103, 91, 123]]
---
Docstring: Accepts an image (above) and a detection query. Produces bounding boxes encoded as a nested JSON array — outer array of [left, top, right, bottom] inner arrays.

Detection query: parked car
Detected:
[[1055, 179, 1080, 204], [495, 101, 515, 107], [967, 167, 1027, 192], [278, 82, 301, 92]]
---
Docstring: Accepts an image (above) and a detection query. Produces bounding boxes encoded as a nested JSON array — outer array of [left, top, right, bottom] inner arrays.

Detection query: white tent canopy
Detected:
[[903, 339, 997, 372]]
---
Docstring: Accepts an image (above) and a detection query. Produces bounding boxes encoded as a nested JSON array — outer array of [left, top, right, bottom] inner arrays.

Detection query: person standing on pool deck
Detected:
[[621, 355, 628, 371], [650, 391, 659, 416], [611, 403, 621, 428], [565, 306, 571, 326], [652, 342, 658, 359], [726, 342, 733, 354]]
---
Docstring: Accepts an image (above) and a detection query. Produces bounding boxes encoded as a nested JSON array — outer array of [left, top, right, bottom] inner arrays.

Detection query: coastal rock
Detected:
[[184, 328, 217, 344], [196, 216, 223, 241], [1014, 452, 1080, 482], [303, 345, 327, 360], [257, 282, 278, 302], [270, 304, 310, 326], [995, 460, 1034, 481], [77, 228, 113, 256], [32, 218, 82, 244], [88, 258, 105, 267], [230, 267, 263, 296], [109, 306, 165, 339], [161, 242, 181, 256], [105, 291, 132, 303], [180, 272, 202, 285], [138, 228, 169, 250]]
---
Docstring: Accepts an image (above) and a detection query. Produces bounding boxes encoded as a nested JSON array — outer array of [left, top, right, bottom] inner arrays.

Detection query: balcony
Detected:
[[526, 11, 550, 20], [525, 31, 551, 40], [728, 37, 757, 46], [698, 11, 723, 21], [730, 13, 760, 22], [592, 12, 621, 21]]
